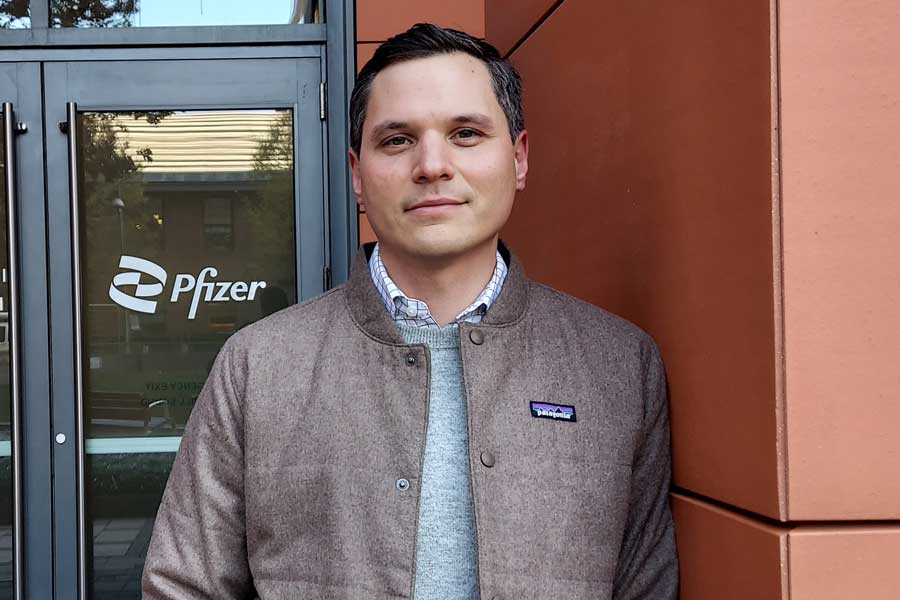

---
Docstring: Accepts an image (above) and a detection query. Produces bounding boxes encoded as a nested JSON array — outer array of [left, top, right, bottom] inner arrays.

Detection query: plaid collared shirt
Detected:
[[368, 242, 508, 329]]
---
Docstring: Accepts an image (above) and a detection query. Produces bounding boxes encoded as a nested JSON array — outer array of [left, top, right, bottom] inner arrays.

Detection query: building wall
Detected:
[[778, 0, 900, 521]]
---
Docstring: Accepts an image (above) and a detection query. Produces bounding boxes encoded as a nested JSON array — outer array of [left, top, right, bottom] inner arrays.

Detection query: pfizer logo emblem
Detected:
[[108, 255, 168, 314]]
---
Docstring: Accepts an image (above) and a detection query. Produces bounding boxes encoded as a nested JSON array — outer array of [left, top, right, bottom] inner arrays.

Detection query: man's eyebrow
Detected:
[[369, 120, 409, 142], [452, 113, 495, 128]]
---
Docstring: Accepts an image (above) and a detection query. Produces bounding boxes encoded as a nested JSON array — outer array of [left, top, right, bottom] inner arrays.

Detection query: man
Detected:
[[143, 23, 678, 600]]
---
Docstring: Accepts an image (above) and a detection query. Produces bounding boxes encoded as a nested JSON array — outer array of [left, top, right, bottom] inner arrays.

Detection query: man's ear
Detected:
[[513, 130, 529, 191], [349, 148, 365, 210]]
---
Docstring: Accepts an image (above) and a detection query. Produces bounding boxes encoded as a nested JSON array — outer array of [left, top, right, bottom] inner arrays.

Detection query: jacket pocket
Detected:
[[475, 457, 632, 584]]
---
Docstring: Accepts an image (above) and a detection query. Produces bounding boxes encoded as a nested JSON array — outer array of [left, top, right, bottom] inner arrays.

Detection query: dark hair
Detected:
[[349, 23, 525, 155]]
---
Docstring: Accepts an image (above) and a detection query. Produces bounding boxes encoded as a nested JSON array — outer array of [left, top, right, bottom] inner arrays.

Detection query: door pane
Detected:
[[77, 108, 296, 598], [0, 1, 29, 28], [51, 0, 321, 28], [0, 112, 14, 600]]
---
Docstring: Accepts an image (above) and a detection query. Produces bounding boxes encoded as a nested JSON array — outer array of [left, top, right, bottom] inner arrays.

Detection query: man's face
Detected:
[[350, 52, 528, 262]]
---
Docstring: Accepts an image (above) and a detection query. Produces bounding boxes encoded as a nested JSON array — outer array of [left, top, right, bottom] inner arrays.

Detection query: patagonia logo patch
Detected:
[[530, 402, 577, 422]]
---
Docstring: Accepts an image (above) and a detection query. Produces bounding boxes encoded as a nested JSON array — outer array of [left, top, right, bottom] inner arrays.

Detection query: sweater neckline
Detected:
[[395, 322, 461, 350]]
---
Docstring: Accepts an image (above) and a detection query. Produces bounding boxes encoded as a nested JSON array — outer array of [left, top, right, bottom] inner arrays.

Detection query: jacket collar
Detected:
[[344, 241, 530, 345]]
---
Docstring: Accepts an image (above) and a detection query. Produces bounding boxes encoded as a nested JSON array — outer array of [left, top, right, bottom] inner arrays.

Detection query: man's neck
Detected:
[[378, 240, 499, 327]]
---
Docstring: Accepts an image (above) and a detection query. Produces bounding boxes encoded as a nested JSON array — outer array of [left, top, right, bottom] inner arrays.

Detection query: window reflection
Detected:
[[0, 0, 30, 28], [78, 108, 297, 598], [79, 108, 297, 439], [51, 0, 320, 28], [88, 452, 173, 599]]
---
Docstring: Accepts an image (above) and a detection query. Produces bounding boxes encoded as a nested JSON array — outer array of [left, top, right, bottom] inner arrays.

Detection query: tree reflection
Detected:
[[0, 0, 27, 28], [246, 110, 296, 297], [80, 112, 171, 313], [50, 0, 136, 27]]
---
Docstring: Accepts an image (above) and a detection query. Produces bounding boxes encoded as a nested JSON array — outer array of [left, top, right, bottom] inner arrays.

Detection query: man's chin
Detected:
[[390, 235, 497, 265]]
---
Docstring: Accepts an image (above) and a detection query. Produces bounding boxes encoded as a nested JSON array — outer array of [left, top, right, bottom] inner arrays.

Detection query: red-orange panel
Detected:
[[356, 0, 484, 42], [780, 0, 900, 519], [788, 526, 900, 599], [485, 0, 557, 56], [672, 494, 787, 600], [359, 211, 377, 244], [504, 0, 781, 516], [357, 43, 379, 73]]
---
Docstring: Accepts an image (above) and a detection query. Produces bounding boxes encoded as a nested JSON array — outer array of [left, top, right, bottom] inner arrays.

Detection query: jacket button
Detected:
[[405, 354, 416, 366], [396, 478, 410, 491], [469, 329, 485, 345], [480, 451, 496, 468]]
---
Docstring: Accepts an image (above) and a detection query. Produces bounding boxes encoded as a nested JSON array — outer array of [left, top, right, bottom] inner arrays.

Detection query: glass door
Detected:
[[44, 56, 325, 598]]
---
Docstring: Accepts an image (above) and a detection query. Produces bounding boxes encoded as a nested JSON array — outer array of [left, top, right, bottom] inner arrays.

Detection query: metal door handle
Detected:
[[64, 101, 88, 600], [3, 101, 25, 600]]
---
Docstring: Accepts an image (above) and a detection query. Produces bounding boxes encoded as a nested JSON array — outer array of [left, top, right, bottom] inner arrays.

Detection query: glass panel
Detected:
[[78, 108, 297, 598], [0, 113, 14, 599], [0, 0, 30, 28], [51, 0, 320, 28]]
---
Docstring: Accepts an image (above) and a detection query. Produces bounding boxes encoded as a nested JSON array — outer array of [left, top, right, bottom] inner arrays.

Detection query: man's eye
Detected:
[[384, 136, 409, 147], [453, 128, 483, 145]]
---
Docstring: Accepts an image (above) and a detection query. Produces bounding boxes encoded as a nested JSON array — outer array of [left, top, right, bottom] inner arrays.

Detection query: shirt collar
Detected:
[[368, 242, 508, 329]]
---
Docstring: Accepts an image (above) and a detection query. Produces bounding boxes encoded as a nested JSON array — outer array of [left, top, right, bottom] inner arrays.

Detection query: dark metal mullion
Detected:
[[63, 102, 87, 600], [323, 0, 356, 285], [3, 101, 25, 600], [4, 61, 54, 600]]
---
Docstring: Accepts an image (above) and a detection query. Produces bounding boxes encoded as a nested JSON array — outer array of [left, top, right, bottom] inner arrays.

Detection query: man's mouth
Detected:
[[406, 198, 465, 211]]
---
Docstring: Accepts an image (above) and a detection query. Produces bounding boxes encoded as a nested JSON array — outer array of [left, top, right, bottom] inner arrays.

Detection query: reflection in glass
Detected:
[[0, 0, 30, 28], [78, 109, 296, 598], [0, 113, 14, 599], [51, 0, 320, 28]]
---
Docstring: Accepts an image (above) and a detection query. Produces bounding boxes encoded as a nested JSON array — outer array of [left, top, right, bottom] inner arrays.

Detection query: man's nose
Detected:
[[412, 133, 454, 183]]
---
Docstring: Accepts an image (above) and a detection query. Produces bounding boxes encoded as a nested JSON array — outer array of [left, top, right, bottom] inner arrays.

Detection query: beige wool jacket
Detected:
[[142, 243, 679, 599]]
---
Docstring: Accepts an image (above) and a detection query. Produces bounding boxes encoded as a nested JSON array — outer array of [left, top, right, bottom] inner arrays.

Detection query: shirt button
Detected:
[[396, 478, 410, 491], [404, 305, 417, 318], [480, 451, 496, 468], [405, 354, 416, 366], [469, 329, 485, 345]]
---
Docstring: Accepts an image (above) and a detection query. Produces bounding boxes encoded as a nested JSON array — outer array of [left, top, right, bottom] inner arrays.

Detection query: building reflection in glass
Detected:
[[50, 0, 320, 28], [77, 108, 296, 598]]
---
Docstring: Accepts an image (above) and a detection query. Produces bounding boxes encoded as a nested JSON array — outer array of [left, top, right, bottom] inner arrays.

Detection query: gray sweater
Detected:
[[399, 324, 480, 600]]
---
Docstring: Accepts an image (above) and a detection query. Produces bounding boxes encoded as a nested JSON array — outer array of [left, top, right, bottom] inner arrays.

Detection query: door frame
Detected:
[[45, 52, 327, 599]]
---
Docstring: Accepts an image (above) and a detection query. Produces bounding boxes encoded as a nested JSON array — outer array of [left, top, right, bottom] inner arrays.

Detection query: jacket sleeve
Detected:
[[142, 337, 255, 599], [612, 339, 679, 599]]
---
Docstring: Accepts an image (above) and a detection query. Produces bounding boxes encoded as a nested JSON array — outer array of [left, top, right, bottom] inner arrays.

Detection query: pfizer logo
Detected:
[[108, 255, 168, 314], [107, 255, 267, 319]]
